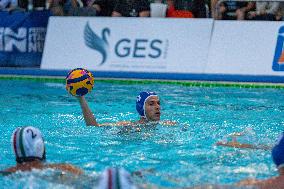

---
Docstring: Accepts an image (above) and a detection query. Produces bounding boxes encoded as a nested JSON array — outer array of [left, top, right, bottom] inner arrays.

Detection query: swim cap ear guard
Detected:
[[136, 91, 157, 118], [272, 132, 284, 169], [12, 126, 46, 164]]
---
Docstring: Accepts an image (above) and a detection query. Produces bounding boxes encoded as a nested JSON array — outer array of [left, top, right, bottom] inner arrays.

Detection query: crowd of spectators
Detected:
[[211, 0, 284, 21], [0, 0, 284, 21], [0, 0, 47, 11]]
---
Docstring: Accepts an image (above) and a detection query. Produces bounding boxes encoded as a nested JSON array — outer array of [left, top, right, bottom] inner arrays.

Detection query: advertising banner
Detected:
[[207, 21, 284, 76], [41, 18, 284, 82], [0, 10, 50, 67], [41, 17, 213, 73]]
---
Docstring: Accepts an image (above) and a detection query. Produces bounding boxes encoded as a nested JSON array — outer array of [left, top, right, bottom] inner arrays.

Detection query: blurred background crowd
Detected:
[[1, 0, 284, 21]]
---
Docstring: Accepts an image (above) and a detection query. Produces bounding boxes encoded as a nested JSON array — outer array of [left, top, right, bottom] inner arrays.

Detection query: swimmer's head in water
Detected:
[[136, 91, 159, 120], [96, 167, 137, 189], [11, 126, 46, 163], [272, 133, 284, 169]]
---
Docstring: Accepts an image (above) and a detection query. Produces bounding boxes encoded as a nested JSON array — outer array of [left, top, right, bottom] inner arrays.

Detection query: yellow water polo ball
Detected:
[[66, 68, 94, 96]]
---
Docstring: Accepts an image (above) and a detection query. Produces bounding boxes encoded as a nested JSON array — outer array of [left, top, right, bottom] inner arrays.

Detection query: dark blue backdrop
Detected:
[[0, 10, 50, 67]]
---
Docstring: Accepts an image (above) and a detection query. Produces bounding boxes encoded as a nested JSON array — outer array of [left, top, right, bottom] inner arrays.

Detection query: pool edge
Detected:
[[1, 74, 284, 89]]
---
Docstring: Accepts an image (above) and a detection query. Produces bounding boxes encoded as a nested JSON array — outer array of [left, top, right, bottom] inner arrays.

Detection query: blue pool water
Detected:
[[0, 79, 284, 188]]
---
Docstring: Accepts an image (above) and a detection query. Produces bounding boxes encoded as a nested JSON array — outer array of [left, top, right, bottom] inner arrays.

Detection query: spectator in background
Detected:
[[0, 0, 18, 11], [276, 3, 284, 21], [166, 0, 194, 18], [112, 0, 150, 17], [211, 0, 255, 20], [247, 2, 283, 21], [8, 0, 47, 11], [48, 0, 97, 16], [17, 0, 27, 10], [191, 0, 207, 18], [65, 0, 97, 16], [89, 0, 116, 16], [237, 2, 255, 20], [48, 0, 66, 15], [211, 0, 218, 18], [33, 0, 46, 10]]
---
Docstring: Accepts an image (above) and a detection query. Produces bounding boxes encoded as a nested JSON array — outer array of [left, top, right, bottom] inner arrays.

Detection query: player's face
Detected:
[[145, 96, 161, 121]]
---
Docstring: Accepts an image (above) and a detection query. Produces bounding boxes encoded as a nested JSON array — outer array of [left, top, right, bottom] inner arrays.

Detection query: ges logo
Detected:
[[84, 22, 167, 66], [273, 26, 284, 71]]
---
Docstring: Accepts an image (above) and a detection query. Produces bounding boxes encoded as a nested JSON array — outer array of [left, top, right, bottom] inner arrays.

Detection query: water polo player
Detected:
[[78, 91, 174, 126], [95, 167, 138, 189], [216, 128, 271, 150], [0, 126, 83, 175], [235, 132, 284, 188]]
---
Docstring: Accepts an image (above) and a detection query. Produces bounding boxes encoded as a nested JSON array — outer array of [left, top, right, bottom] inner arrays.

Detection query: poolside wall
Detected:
[[2, 16, 284, 83]]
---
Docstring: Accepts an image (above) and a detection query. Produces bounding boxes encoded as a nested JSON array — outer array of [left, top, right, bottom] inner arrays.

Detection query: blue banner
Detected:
[[0, 10, 51, 67]]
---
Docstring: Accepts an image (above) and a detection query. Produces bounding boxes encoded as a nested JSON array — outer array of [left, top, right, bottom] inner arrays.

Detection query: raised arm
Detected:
[[216, 140, 271, 150], [216, 141, 257, 149], [78, 96, 99, 126]]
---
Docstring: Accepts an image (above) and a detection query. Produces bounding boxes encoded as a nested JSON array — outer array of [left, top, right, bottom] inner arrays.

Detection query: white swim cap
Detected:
[[95, 167, 137, 189], [11, 126, 46, 163]]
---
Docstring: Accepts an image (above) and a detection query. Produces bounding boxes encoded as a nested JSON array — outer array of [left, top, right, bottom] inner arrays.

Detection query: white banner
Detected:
[[207, 21, 284, 76], [41, 17, 213, 73]]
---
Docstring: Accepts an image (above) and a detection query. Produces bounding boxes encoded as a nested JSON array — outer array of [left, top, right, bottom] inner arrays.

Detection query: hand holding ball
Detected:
[[66, 68, 94, 96]]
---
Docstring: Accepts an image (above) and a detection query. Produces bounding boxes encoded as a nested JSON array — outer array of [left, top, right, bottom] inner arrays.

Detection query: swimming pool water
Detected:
[[0, 79, 283, 188]]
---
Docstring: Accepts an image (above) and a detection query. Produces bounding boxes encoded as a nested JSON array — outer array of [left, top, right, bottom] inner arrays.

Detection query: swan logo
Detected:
[[273, 26, 284, 71], [84, 22, 167, 66], [84, 22, 110, 66]]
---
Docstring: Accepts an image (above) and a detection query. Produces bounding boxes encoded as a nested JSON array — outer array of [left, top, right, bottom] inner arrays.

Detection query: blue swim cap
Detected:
[[136, 91, 157, 117], [272, 132, 284, 168]]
